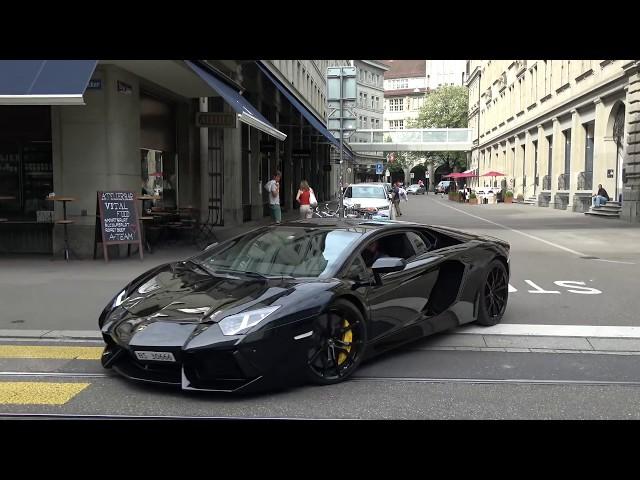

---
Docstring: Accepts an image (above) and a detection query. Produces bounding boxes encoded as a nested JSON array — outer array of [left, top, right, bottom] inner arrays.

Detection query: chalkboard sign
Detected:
[[94, 191, 143, 262]]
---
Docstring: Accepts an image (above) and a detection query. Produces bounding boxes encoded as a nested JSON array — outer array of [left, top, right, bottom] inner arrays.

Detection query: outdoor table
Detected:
[[45, 195, 77, 261], [0, 195, 15, 222]]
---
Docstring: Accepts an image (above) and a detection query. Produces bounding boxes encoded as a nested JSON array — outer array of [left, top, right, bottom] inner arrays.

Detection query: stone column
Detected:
[[568, 109, 582, 209], [551, 117, 562, 207], [536, 124, 545, 198], [592, 97, 611, 195], [622, 65, 640, 222]]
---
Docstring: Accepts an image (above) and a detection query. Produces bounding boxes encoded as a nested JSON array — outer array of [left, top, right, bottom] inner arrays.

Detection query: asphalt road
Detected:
[[400, 194, 640, 326], [2, 339, 640, 419]]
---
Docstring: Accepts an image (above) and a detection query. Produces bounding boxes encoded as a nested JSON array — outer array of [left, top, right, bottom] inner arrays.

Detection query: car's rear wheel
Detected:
[[306, 299, 367, 385], [476, 259, 509, 326]]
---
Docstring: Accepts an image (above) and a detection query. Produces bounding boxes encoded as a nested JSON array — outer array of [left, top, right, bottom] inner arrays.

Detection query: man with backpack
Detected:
[[264, 171, 282, 223]]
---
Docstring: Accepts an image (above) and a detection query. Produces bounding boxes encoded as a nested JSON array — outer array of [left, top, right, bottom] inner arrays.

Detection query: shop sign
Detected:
[[117, 80, 132, 95], [195, 112, 237, 128], [260, 140, 276, 153], [87, 79, 102, 90], [607, 169, 614, 178], [292, 149, 311, 158], [95, 191, 143, 262]]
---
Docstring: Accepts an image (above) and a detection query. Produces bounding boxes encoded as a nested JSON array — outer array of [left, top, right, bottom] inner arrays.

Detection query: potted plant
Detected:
[[516, 193, 524, 203], [469, 192, 478, 204], [504, 191, 513, 204]]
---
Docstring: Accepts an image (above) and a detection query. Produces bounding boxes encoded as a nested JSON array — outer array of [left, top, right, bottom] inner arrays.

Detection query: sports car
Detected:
[[99, 219, 510, 393]]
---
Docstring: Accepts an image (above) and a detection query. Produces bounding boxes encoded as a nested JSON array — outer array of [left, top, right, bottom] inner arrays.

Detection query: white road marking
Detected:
[[553, 281, 602, 295], [524, 280, 560, 294], [508, 284, 517, 293], [456, 324, 640, 338], [594, 259, 636, 265], [436, 200, 590, 256]]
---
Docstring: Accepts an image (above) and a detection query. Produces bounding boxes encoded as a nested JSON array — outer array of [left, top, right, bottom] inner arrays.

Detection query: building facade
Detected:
[[426, 60, 467, 90], [382, 60, 428, 131], [0, 59, 349, 256], [467, 60, 640, 221], [351, 60, 389, 182]]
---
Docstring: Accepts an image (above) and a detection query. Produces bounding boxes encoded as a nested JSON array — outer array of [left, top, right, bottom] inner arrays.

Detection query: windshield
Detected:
[[193, 227, 364, 278], [345, 186, 387, 199]]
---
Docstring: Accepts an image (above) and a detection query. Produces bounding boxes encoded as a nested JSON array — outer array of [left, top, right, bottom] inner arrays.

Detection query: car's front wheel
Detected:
[[306, 299, 367, 385], [476, 259, 509, 326]]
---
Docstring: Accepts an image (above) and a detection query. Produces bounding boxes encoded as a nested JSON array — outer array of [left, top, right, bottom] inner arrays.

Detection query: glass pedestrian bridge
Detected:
[[349, 128, 473, 152]]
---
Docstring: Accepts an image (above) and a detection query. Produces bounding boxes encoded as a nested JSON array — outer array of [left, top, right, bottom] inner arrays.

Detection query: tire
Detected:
[[305, 299, 367, 385], [476, 259, 509, 326]]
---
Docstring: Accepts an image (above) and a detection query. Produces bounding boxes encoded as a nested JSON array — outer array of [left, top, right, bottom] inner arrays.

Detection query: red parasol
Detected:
[[481, 171, 506, 177]]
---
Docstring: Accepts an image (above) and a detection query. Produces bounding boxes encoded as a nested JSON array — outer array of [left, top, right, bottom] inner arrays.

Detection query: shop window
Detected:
[[0, 106, 53, 221]]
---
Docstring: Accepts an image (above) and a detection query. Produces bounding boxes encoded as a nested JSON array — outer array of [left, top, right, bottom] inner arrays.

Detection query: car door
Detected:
[[361, 231, 438, 342]]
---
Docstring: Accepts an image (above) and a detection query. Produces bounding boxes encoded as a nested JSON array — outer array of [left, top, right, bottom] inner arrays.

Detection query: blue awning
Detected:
[[185, 61, 286, 141], [255, 61, 353, 160], [0, 60, 97, 105]]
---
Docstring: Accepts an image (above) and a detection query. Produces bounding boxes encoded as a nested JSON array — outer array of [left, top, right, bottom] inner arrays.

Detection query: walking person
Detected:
[[392, 181, 402, 217], [296, 180, 317, 219], [264, 171, 282, 223], [592, 184, 610, 208]]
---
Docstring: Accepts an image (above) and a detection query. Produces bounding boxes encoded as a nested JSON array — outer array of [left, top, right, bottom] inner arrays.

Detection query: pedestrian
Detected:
[[592, 184, 610, 208], [392, 181, 402, 217], [296, 180, 317, 219], [464, 184, 470, 203], [264, 171, 282, 223]]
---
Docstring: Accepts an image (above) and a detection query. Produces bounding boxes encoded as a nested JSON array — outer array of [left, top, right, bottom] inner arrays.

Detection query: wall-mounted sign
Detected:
[[292, 149, 311, 158], [607, 169, 614, 178], [117, 80, 132, 95], [87, 79, 102, 90], [260, 140, 276, 153], [195, 112, 237, 128]]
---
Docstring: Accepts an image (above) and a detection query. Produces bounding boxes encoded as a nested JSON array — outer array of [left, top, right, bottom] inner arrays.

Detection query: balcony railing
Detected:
[[558, 173, 570, 191], [577, 171, 593, 191], [542, 175, 551, 190], [356, 128, 473, 144]]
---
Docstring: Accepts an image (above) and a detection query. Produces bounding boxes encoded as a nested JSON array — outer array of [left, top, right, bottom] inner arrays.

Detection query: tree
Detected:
[[408, 85, 469, 171]]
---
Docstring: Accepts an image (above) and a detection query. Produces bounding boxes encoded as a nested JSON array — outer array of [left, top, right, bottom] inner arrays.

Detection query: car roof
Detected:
[[349, 183, 386, 187], [273, 218, 424, 232]]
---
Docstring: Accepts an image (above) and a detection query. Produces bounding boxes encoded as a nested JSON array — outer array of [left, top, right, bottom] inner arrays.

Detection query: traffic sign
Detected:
[[410, 172, 415, 179], [376, 163, 383, 175]]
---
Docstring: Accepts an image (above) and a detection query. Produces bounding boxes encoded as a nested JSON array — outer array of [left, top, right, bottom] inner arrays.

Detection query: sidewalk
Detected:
[[0, 209, 300, 332]]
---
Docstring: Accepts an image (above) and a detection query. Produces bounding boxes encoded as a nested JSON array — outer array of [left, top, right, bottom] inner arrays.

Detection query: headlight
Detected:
[[112, 289, 127, 308], [217, 306, 281, 336]]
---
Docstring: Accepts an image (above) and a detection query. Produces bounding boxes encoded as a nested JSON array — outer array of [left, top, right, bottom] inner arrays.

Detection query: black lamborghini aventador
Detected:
[[99, 219, 510, 393]]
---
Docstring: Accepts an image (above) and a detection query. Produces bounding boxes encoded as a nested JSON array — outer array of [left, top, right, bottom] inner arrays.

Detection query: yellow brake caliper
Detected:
[[338, 319, 352, 365]]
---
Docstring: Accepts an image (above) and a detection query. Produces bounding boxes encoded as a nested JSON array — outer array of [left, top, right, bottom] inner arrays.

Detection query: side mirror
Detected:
[[371, 257, 407, 273], [371, 257, 406, 285]]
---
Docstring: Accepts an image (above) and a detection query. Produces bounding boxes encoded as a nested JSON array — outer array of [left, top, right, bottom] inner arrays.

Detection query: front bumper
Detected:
[[102, 316, 316, 393]]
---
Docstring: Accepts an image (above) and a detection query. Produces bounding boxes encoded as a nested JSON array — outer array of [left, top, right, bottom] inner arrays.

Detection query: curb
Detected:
[[0, 330, 102, 340]]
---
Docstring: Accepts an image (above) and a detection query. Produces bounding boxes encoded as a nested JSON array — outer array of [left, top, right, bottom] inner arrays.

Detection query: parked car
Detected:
[[436, 180, 453, 194], [406, 184, 426, 195], [343, 183, 395, 220]]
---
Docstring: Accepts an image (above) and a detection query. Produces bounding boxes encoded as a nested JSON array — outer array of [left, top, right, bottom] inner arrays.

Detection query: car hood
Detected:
[[116, 262, 298, 322], [343, 197, 389, 208]]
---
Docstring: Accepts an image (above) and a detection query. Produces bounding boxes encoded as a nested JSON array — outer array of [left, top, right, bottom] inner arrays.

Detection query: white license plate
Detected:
[[135, 351, 176, 362]]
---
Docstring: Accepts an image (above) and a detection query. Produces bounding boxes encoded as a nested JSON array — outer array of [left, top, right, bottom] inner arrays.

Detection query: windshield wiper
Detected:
[[213, 268, 294, 280]]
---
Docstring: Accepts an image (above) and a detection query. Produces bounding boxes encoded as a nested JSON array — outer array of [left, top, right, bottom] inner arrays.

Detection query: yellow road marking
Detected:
[[0, 382, 90, 404], [0, 346, 103, 360]]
